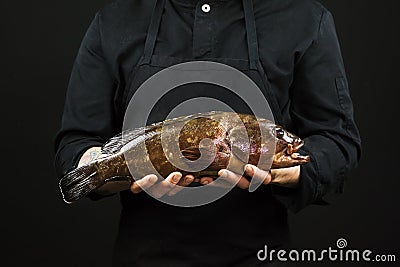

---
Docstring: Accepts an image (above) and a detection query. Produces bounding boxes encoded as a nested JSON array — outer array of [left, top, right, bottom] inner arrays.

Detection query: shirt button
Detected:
[[201, 4, 211, 13]]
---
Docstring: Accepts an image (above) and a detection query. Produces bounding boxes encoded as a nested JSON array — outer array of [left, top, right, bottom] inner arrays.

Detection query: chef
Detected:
[[55, 0, 361, 266]]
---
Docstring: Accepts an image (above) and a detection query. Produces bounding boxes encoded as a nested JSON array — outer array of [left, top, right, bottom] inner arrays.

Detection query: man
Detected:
[[55, 0, 361, 265]]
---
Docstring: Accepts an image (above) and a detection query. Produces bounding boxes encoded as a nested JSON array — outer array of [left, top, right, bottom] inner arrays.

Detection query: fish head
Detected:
[[273, 125, 310, 168]]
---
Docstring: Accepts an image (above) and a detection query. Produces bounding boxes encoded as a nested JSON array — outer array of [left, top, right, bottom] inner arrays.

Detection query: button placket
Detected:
[[193, 1, 215, 58]]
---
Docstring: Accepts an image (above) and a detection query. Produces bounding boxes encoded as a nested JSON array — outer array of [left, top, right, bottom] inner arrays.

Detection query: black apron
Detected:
[[113, 0, 290, 266]]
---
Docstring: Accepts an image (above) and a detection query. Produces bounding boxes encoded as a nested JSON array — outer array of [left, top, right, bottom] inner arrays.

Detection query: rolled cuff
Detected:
[[270, 147, 329, 213]]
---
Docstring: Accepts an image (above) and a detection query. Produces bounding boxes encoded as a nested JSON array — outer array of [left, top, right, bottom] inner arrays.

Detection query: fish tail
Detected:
[[59, 164, 102, 204]]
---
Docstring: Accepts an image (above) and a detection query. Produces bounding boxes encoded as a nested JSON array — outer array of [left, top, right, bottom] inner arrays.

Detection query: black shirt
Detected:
[[54, 0, 361, 266]]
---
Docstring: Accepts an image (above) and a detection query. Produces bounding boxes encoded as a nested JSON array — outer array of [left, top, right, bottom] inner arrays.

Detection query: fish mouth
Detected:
[[289, 152, 310, 162], [286, 139, 310, 162], [286, 138, 304, 155]]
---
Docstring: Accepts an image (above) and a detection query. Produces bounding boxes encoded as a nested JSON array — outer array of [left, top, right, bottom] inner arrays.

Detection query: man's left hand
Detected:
[[198, 164, 300, 189]]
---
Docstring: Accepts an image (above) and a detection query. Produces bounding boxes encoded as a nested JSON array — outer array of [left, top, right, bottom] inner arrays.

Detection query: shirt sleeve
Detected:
[[271, 8, 362, 213], [54, 12, 118, 179]]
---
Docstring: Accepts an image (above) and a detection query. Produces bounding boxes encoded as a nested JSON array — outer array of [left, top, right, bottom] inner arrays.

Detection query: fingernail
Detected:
[[149, 176, 158, 183], [172, 174, 181, 183], [245, 165, 253, 174], [185, 177, 194, 184]]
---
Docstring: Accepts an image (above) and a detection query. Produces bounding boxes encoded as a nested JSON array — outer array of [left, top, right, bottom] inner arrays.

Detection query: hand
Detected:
[[245, 164, 300, 188], [78, 147, 121, 196], [130, 172, 194, 198], [77, 147, 102, 167], [197, 169, 252, 189], [198, 164, 300, 190]]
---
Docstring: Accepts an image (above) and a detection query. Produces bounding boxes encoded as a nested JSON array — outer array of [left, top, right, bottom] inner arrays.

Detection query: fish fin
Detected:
[[104, 175, 133, 183], [94, 176, 133, 196], [101, 112, 227, 155], [181, 147, 230, 170], [59, 164, 102, 204], [101, 125, 159, 154], [181, 146, 201, 161], [102, 112, 227, 154], [181, 146, 217, 161]]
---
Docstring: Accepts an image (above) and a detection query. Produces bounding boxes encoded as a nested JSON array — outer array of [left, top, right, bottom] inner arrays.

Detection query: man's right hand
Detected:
[[131, 172, 194, 198]]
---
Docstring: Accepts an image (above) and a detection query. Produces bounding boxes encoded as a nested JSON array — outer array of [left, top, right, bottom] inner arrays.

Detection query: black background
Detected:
[[2, 0, 399, 266]]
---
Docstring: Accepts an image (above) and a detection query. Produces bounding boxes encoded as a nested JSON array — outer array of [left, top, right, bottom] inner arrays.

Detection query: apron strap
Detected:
[[143, 0, 259, 69], [142, 0, 166, 65], [242, 0, 259, 70], [243, 0, 285, 124]]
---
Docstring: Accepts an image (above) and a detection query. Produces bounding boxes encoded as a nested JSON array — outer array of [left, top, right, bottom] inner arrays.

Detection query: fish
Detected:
[[59, 111, 310, 203]]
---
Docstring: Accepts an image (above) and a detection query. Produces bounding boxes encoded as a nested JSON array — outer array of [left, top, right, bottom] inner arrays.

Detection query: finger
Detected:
[[245, 164, 272, 185], [176, 174, 193, 186], [203, 171, 232, 188], [269, 166, 300, 187], [130, 174, 158, 194], [220, 170, 250, 189], [219, 170, 250, 189], [199, 177, 214, 185], [149, 172, 182, 198], [204, 170, 249, 189], [167, 175, 194, 196]]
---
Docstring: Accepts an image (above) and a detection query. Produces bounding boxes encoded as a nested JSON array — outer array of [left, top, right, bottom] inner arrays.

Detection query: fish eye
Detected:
[[276, 127, 284, 138]]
